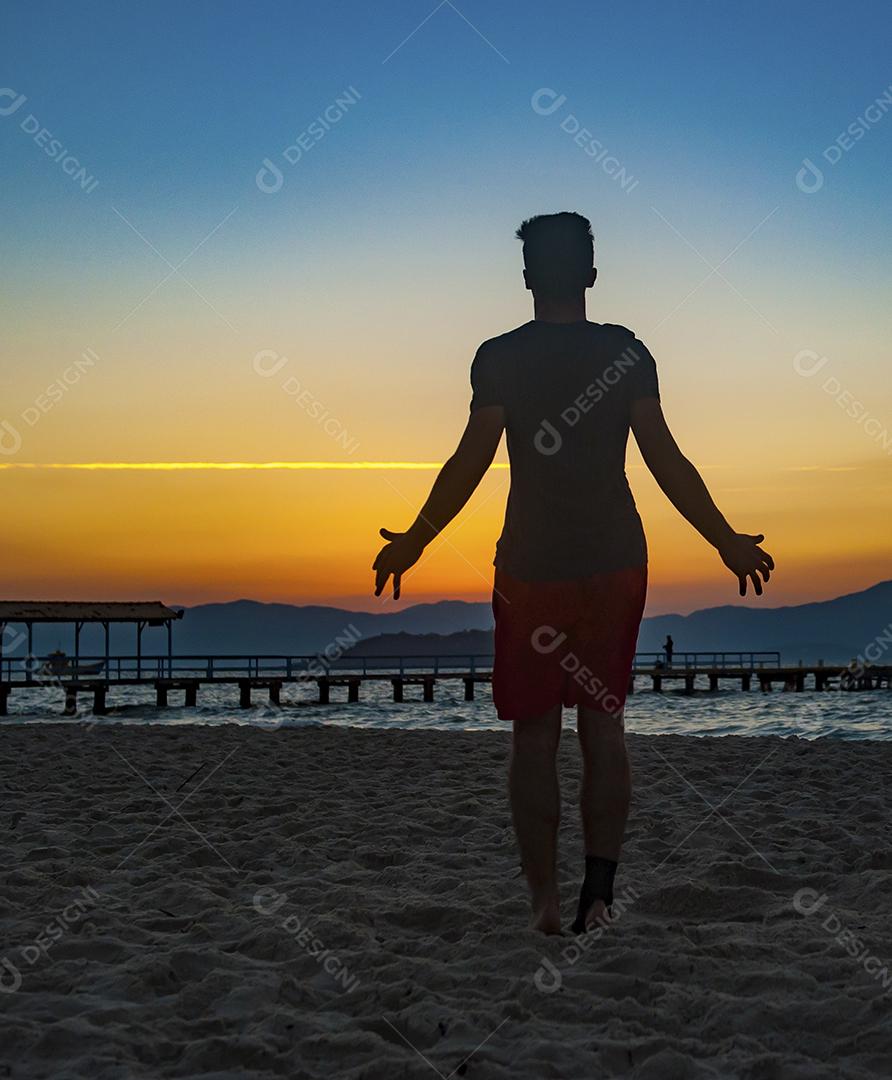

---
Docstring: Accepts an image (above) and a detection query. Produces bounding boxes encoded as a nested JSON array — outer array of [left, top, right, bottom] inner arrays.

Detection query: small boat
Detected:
[[39, 650, 105, 679]]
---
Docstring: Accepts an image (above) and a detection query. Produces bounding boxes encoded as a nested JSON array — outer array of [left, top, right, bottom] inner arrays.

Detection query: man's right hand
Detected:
[[718, 533, 775, 596], [372, 527, 426, 600]]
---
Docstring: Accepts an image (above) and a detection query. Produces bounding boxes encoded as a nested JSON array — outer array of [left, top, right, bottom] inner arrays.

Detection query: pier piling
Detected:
[[3, 650, 886, 716]]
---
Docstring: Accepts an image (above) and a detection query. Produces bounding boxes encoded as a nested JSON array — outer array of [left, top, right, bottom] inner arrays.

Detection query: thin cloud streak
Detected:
[[0, 461, 511, 471]]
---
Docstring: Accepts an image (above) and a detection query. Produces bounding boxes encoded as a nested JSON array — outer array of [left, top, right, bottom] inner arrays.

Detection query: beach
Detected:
[[2, 724, 891, 1079]]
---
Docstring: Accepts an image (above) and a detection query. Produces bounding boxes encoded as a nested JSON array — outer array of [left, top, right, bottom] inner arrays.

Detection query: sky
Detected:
[[2, 0, 891, 614]]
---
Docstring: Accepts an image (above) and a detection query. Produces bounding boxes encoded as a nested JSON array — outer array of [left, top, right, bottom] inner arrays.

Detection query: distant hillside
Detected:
[[637, 580, 892, 663], [5, 582, 890, 665], [5, 598, 493, 659], [346, 581, 892, 665], [343, 629, 493, 657]]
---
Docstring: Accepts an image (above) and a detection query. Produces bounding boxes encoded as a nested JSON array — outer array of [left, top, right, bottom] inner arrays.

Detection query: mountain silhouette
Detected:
[[4, 582, 890, 665], [344, 580, 892, 665]]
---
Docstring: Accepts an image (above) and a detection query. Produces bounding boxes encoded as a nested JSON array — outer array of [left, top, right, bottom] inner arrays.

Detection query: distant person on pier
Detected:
[[372, 211, 774, 935], [664, 635, 674, 668]]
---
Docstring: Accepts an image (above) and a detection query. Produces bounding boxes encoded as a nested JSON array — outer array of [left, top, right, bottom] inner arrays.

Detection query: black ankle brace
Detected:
[[571, 856, 618, 934]]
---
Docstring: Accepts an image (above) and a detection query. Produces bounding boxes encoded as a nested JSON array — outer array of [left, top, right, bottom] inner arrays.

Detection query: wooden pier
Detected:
[[1, 651, 890, 716]]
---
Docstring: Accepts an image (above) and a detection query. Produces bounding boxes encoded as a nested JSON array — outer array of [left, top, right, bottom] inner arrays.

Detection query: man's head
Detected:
[[516, 212, 596, 299]]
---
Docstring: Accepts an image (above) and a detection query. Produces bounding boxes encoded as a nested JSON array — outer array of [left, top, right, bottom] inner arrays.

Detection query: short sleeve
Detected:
[[621, 332, 660, 402], [469, 343, 502, 411]]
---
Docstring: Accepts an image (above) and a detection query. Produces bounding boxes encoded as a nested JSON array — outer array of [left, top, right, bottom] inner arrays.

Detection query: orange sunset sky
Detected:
[[3, 4, 891, 615]]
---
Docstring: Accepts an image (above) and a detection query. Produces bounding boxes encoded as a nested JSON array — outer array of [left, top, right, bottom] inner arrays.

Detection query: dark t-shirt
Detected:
[[469, 319, 660, 581]]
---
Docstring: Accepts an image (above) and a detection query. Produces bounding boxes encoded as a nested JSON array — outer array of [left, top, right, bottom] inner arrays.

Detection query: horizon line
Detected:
[[0, 461, 512, 471]]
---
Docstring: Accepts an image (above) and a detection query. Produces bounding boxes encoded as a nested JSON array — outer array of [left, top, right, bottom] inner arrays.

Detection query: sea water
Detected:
[[2, 679, 890, 739]]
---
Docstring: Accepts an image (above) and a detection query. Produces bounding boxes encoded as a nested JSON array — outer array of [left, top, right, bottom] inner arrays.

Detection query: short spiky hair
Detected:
[[515, 212, 594, 298]]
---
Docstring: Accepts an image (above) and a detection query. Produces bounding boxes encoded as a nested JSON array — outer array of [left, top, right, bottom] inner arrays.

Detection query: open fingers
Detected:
[[749, 571, 763, 596], [393, 572, 402, 600], [374, 566, 391, 597]]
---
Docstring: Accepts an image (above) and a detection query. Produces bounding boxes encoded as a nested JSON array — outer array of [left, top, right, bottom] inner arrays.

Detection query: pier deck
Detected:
[[1, 651, 889, 715]]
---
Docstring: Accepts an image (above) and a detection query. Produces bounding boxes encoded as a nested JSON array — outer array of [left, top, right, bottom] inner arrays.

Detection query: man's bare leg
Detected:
[[576, 706, 631, 929], [509, 705, 562, 934]]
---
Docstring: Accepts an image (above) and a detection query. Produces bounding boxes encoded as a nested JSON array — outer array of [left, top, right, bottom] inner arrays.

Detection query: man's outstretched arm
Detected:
[[373, 405, 505, 599], [631, 397, 774, 596]]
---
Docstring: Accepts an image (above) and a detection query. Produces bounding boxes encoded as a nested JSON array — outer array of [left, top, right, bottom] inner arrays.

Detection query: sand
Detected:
[[1, 724, 891, 1079]]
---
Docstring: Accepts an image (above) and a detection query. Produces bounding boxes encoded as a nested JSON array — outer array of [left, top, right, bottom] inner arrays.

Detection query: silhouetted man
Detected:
[[664, 635, 674, 668], [373, 212, 773, 934]]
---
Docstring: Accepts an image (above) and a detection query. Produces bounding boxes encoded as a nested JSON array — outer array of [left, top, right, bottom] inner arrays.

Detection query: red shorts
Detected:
[[491, 565, 647, 721]]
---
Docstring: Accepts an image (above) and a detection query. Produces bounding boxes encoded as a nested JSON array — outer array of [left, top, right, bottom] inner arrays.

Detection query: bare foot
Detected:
[[579, 898, 611, 933], [530, 892, 562, 935]]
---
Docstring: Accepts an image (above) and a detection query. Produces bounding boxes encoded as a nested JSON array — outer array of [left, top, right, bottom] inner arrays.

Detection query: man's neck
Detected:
[[532, 294, 587, 323]]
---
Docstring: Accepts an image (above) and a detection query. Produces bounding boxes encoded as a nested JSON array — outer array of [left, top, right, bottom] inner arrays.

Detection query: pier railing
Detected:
[[3, 651, 890, 716], [0, 650, 782, 684]]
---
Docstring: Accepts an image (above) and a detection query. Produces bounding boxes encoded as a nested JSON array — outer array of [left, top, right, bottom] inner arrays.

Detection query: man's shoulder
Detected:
[[596, 322, 639, 341], [475, 321, 535, 357], [474, 321, 643, 361]]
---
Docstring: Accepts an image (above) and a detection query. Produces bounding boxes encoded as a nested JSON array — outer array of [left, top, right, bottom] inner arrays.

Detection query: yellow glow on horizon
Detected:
[[0, 461, 511, 471]]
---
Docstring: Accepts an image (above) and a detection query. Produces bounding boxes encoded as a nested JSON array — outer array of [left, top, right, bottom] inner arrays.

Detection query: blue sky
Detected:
[[2, 0, 891, 608]]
